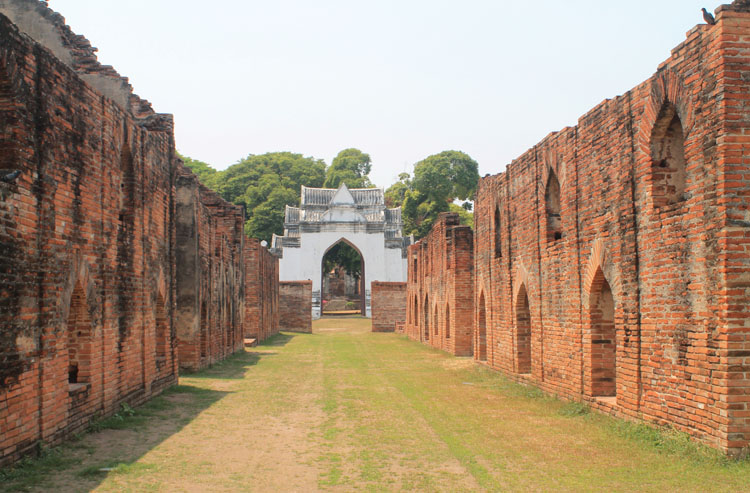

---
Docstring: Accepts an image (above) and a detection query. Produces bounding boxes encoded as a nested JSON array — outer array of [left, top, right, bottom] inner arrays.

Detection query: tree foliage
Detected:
[[385, 150, 479, 238], [323, 241, 362, 279], [324, 148, 373, 189]]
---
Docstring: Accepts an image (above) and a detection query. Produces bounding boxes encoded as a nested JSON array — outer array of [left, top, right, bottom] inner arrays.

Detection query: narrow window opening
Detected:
[[477, 293, 487, 361], [545, 171, 562, 244], [650, 103, 687, 207], [589, 271, 616, 398], [424, 295, 430, 341], [67, 283, 91, 386], [516, 286, 532, 374], [445, 304, 451, 339]]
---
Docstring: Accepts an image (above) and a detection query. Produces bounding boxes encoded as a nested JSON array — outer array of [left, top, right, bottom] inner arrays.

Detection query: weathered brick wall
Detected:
[[473, 2, 750, 455], [244, 238, 279, 342], [175, 166, 246, 371], [0, 3, 178, 465], [406, 213, 474, 356], [279, 281, 312, 333], [371, 282, 406, 332]]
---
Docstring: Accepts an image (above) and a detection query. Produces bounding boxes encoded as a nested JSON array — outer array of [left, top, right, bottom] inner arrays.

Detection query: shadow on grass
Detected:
[[0, 384, 228, 492], [0, 344, 287, 492], [259, 331, 297, 346]]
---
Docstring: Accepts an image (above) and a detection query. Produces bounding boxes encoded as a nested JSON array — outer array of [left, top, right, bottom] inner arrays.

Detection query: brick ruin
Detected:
[[406, 213, 474, 356], [370, 282, 406, 332], [244, 238, 279, 343], [279, 281, 312, 333], [432, 1, 747, 455], [0, 0, 279, 465], [175, 167, 246, 371]]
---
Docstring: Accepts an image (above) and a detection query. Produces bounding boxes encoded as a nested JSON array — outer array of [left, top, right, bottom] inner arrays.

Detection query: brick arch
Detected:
[[540, 148, 567, 191], [583, 238, 622, 301], [58, 254, 97, 333], [512, 261, 533, 303]]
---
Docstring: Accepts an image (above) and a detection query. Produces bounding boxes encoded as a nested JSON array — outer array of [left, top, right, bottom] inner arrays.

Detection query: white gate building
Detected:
[[271, 183, 410, 318]]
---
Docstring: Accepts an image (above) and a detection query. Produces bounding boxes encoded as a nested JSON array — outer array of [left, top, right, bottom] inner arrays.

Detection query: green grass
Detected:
[[2, 321, 749, 492]]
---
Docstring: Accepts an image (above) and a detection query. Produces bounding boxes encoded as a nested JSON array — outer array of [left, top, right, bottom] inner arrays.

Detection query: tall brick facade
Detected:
[[406, 214, 474, 356], [279, 281, 312, 333], [0, 4, 179, 465], [471, 2, 750, 455], [175, 166, 246, 371], [370, 282, 406, 332], [244, 238, 279, 343], [0, 0, 282, 465]]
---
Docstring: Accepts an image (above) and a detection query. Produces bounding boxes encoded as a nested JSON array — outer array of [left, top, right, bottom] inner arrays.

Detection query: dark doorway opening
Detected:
[[321, 240, 365, 316]]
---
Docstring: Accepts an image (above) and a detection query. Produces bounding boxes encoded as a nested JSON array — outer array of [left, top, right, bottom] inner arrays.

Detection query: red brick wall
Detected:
[[244, 238, 279, 342], [371, 282, 406, 332], [0, 7, 178, 465], [406, 213, 474, 356], [279, 281, 312, 333], [472, 3, 750, 455], [175, 166, 246, 371]]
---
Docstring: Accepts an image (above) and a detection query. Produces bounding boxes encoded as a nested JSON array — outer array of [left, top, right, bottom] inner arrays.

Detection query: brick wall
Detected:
[[244, 238, 279, 342], [406, 213, 474, 356], [472, 2, 750, 455], [175, 166, 246, 371], [371, 282, 406, 332], [0, 4, 178, 465], [279, 281, 312, 333]]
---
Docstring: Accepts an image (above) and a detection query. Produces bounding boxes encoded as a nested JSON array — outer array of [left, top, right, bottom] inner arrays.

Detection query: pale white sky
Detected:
[[49, 0, 717, 188]]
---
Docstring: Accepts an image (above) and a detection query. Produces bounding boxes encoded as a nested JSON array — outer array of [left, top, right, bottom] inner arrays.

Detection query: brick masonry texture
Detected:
[[0, 0, 279, 465], [469, 1, 750, 455], [406, 213, 474, 356], [174, 165, 247, 371], [244, 238, 279, 343], [370, 282, 406, 332], [279, 281, 312, 333]]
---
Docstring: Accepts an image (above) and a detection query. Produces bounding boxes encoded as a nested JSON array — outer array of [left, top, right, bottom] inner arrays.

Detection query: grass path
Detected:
[[3, 317, 749, 492]]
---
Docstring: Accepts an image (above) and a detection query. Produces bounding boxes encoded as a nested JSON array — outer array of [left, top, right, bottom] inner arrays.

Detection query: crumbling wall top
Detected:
[[0, 0, 161, 118]]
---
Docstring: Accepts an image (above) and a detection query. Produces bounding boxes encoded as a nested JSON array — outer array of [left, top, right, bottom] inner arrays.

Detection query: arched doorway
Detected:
[[477, 292, 487, 361], [516, 284, 532, 374], [588, 269, 616, 398], [321, 239, 365, 316]]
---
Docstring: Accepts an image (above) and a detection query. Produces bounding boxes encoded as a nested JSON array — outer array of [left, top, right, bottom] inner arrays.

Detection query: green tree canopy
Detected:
[[323, 148, 373, 189], [385, 150, 479, 238], [179, 152, 221, 190], [322, 241, 362, 279]]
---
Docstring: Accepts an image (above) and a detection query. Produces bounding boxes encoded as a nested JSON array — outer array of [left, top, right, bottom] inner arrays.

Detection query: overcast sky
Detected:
[[49, 0, 717, 188]]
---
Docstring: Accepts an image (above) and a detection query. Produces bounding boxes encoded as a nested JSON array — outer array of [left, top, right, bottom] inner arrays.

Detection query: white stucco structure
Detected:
[[272, 184, 411, 318]]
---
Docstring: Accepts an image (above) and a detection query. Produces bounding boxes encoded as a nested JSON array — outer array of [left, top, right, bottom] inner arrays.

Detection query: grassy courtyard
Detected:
[[2, 317, 749, 492]]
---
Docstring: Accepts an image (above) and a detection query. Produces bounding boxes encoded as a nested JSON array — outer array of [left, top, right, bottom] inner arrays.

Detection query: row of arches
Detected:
[[490, 101, 689, 257], [476, 267, 616, 399], [66, 282, 170, 386], [407, 294, 452, 343]]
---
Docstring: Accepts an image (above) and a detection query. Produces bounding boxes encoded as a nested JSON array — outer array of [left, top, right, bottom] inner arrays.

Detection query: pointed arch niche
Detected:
[[424, 294, 430, 341], [587, 268, 617, 399], [545, 170, 562, 244], [67, 282, 92, 388], [650, 102, 687, 207], [515, 284, 532, 374]]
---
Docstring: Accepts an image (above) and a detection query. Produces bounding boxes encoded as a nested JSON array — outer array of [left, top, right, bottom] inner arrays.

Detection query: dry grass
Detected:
[[2, 317, 748, 492]]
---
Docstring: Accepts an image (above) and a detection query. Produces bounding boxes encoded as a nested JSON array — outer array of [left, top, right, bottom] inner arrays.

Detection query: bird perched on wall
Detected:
[[702, 8, 716, 25], [1, 169, 21, 183]]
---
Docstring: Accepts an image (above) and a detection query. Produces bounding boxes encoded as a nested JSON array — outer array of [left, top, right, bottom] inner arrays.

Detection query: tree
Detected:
[[386, 150, 479, 238], [178, 151, 326, 243], [324, 148, 373, 189], [178, 152, 221, 190], [322, 242, 362, 279]]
